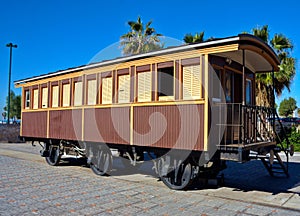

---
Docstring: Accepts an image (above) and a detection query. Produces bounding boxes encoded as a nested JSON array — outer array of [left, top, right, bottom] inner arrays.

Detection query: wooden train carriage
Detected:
[[15, 34, 289, 190]]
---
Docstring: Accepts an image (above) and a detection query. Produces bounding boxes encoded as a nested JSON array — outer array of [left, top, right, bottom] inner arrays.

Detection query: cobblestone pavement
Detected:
[[1, 143, 300, 216]]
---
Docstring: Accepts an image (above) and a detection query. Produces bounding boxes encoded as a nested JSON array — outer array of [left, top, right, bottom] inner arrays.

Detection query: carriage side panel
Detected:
[[49, 109, 82, 140], [22, 111, 47, 138], [133, 104, 204, 151], [84, 107, 130, 144]]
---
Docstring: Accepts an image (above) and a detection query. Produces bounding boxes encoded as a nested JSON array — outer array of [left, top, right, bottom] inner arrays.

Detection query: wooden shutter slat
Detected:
[[63, 84, 70, 107], [33, 89, 39, 109], [74, 82, 83, 106], [118, 74, 130, 103], [102, 77, 112, 104], [52, 86, 59, 107], [87, 79, 97, 105], [42, 87, 48, 108], [138, 71, 151, 102]]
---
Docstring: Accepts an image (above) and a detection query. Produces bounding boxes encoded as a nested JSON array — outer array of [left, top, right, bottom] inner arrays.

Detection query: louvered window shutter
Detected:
[[62, 84, 70, 107], [118, 74, 130, 103], [87, 79, 97, 105], [183, 65, 201, 100], [42, 87, 48, 108], [74, 82, 83, 106], [102, 77, 112, 104], [138, 71, 151, 102], [33, 89, 39, 109], [52, 86, 59, 107], [191, 65, 201, 99]]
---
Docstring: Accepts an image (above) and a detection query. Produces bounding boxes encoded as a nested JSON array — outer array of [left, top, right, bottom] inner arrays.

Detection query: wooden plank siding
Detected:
[[84, 107, 130, 144], [22, 111, 47, 138], [49, 109, 82, 140], [133, 104, 204, 151]]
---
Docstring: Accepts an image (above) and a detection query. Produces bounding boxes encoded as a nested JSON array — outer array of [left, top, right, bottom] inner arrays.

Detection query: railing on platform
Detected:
[[215, 103, 291, 174], [215, 103, 277, 147]]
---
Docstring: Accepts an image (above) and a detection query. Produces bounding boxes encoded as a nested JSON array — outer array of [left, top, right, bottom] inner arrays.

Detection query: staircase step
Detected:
[[272, 171, 286, 174], [270, 166, 284, 170]]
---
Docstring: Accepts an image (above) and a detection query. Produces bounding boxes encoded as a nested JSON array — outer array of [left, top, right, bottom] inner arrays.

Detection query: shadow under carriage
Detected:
[[220, 160, 300, 195]]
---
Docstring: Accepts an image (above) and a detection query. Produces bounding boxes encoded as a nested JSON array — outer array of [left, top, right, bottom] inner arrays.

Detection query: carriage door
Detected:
[[211, 67, 225, 145], [246, 79, 252, 105], [223, 70, 234, 143], [230, 71, 243, 144]]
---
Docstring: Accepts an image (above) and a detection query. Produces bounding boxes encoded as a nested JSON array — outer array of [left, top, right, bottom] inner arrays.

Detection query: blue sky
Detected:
[[0, 0, 299, 114]]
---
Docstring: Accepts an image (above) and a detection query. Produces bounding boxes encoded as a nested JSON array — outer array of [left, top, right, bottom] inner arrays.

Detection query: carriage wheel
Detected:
[[90, 146, 113, 176], [119, 149, 143, 170], [45, 145, 61, 166], [158, 157, 193, 190]]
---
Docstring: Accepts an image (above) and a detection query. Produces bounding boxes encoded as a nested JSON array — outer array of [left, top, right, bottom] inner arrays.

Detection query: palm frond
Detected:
[[183, 33, 194, 43], [120, 16, 163, 55], [271, 34, 293, 52], [252, 25, 269, 43]]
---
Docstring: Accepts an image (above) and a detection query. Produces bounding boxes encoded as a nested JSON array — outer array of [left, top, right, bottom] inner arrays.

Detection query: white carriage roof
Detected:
[[14, 34, 280, 85]]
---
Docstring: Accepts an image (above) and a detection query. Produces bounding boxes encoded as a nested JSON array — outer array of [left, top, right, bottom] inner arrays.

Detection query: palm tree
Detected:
[[183, 32, 205, 43], [250, 25, 296, 107], [120, 16, 163, 56]]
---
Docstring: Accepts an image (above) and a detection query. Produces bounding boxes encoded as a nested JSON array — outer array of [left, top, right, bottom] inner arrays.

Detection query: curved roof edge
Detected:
[[238, 34, 280, 71], [14, 34, 279, 85]]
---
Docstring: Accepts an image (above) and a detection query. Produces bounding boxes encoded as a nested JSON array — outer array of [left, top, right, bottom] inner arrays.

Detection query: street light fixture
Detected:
[[6, 43, 17, 125]]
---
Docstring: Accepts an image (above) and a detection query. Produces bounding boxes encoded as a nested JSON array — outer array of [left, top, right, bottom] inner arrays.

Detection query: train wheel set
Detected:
[[41, 141, 223, 190]]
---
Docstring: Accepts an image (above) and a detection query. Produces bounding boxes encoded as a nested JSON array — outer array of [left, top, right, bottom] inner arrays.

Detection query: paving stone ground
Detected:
[[1, 143, 300, 216]]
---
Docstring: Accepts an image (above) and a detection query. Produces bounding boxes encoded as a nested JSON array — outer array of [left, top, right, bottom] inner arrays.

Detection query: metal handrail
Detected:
[[215, 103, 278, 146]]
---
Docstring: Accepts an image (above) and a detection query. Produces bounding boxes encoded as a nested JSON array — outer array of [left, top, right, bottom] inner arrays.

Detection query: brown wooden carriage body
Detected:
[[15, 34, 286, 189]]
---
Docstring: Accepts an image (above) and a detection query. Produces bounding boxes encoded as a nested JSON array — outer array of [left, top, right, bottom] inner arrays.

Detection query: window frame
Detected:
[[62, 80, 71, 107], [137, 70, 152, 102], [157, 63, 175, 101], [24, 88, 30, 109], [182, 64, 202, 100], [101, 75, 113, 105], [51, 83, 59, 108], [32, 88, 39, 109], [117, 73, 130, 104], [73, 78, 83, 107], [86, 78, 97, 106], [41, 86, 48, 108]]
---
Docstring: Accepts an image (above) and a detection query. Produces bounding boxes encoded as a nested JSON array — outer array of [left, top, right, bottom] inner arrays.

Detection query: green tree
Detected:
[[249, 25, 296, 107], [3, 90, 21, 119], [278, 97, 297, 117], [183, 32, 205, 43], [120, 16, 163, 56], [298, 108, 300, 116]]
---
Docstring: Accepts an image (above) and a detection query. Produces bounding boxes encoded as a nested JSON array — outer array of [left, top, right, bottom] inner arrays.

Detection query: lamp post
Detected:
[[6, 43, 17, 125]]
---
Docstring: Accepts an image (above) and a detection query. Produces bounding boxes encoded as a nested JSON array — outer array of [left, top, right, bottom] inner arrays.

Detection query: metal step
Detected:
[[260, 151, 289, 178], [272, 171, 286, 174]]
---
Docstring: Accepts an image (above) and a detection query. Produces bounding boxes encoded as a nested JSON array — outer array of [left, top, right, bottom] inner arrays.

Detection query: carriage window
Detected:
[[158, 67, 174, 101], [25, 90, 30, 109], [246, 79, 252, 105], [62, 83, 71, 107], [183, 65, 201, 100], [52, 85, 59, 108], [102, 77, 112, 104], [138, 71, 152, 102], [225, 72, 233, 103], [87, 79, 97, 105], [42, 87, 48, 108], [74, 81, 83, 106], [118, 74, 130, 103], [33, 89, 39, 109], [212, 68, 222, 102]]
